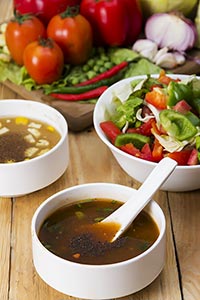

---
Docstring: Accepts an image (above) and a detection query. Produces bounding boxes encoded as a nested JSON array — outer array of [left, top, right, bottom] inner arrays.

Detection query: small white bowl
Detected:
[[0, 99, 69, 197], [93, 74, 200, 192], [31, 182, 166, 299]]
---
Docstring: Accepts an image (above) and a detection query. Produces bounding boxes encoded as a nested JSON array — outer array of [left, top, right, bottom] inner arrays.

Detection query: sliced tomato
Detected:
[[145, 89, 167, 110], [187, 149, 199, 165], [127, 119, 154, 136], [166, 149, 192, 166], [120, 143, 141, 157], [173, 100, 191, 114], [140, 143, 153, 161], [100, 121, 121, 144], [152, 138, 164, 162]]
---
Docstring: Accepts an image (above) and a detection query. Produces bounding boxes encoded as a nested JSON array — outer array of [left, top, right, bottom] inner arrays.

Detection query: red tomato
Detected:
[[23, 38, 64, 84], [13, 0, 81, 25], [47, 7, 93, 65], [145, 89, 167, 110], [166, 150, 192, 166], [5, 14, 46, 65], [100, 121, 121, 144]]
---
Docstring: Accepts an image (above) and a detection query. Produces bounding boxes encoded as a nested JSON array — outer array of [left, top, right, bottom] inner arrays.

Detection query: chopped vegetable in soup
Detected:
[[38, 198, 159, 265], [0, 116, 60, 163]]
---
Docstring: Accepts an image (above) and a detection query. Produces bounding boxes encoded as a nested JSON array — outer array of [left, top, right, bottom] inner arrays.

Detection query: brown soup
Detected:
[[38, 198, 160, 265], [0, 116, 61, 163]]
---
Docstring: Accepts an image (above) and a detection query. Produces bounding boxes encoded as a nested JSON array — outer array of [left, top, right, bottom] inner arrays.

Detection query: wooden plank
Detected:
[[168, 191, 200, 300], [0, 198, 12, 300], [2, 80, 95, 132]]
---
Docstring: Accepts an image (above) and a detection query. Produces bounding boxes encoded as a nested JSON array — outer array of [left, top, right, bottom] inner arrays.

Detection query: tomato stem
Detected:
[[60, 5, 80, 18]]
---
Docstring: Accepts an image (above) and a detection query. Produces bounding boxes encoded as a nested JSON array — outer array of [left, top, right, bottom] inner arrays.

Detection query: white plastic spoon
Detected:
[[102, 157, 177, 242]]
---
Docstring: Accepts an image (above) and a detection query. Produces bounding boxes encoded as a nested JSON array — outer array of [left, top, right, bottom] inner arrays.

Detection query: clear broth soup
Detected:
[[38, 198, 160, 265]]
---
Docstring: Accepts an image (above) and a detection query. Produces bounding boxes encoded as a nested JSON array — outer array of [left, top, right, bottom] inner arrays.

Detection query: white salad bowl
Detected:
[[0, 99, 69, 197], [31, 182, 166, 299], [93, 74, 200, 192]]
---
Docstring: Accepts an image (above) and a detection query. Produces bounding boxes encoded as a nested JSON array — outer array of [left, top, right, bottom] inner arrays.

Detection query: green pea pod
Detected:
[[160, 109, 197, 141], [114, 133, 150, 149], [167, 81, 193, 107]]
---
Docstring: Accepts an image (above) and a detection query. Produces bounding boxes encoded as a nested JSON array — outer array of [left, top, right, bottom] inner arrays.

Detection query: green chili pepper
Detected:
[[167, 81, 193, 107], [159, 109, 197, 141], [45, 71, 124, 95], [114, 133, 150, 149]]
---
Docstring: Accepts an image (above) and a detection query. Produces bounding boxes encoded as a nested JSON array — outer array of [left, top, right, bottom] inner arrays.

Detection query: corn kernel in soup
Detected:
[[0, 116, 61, 163]]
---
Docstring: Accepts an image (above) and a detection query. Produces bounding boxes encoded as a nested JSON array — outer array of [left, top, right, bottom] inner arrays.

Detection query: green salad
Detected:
[[100, 71, 200, 166]]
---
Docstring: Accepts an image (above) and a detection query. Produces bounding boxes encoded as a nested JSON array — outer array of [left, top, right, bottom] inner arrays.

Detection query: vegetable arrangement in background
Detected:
[[47, 6, 93, 65], [80, 0, 143, 46], [100, 71, 200, 166], [1, 0, 200, 102], [133, 12, 198, 69], [13, 0, 81, 25], [5, 13, 46, 65]]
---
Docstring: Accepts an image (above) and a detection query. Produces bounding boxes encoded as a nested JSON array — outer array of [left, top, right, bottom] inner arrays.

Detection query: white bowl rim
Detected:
[[32, 182, 166, 269], [93, 73, 200, 170], [0, 99, 68, 166]]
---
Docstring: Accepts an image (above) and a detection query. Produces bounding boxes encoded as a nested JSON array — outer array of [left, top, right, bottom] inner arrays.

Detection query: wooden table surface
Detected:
[[0, 2, 200, 300]]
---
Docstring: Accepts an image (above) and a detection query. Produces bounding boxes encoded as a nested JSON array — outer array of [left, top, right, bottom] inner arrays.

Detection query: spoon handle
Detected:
[[103, 157, 177, 241]]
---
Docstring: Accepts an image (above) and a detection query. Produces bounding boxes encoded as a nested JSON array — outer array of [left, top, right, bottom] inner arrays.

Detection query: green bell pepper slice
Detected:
[[114, 133, 150, 149], [167, 81, 193, 107], [159, 109, 197, 141]]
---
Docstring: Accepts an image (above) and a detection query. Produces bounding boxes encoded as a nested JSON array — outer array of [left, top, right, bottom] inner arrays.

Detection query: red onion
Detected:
[[145, 13, 197, 52]]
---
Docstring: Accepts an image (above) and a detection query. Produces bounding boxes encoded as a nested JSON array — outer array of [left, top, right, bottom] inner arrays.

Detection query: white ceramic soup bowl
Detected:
[[31, 182, 166, 299], [93, 74, 200, 192], [0, 99, 69, 197]]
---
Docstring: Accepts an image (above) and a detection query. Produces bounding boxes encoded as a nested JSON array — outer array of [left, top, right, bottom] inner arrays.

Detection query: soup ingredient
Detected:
[[100, 72, 200, 165], [38, 198, 159, 265], [5, 13, 46, 66], [80, 0, 143, 46], [0, 116, 60, 163], [145, 12, 197, 52], [13, 0, 81, 25], [23, 38, 64, 85], [47, 6, 93, 65]]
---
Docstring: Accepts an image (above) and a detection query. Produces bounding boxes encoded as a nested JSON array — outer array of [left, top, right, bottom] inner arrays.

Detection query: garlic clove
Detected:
[[132, 39, 158, 60], [153, 47, 169, 63], [173, 52, 186, 65], [155, 52, 178, 69]]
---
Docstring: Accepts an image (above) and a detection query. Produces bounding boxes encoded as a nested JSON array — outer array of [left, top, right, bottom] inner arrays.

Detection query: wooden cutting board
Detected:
[[2, 49, 200, 132]]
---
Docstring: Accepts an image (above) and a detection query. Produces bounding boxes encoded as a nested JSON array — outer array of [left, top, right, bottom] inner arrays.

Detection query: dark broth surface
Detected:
[[38, 198, 160, 265], [0, 116, 61, 163]]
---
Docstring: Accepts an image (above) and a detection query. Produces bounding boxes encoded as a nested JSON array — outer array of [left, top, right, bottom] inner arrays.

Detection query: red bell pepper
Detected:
[[80, 0, 143, 46], [14, 0, 81, 24]]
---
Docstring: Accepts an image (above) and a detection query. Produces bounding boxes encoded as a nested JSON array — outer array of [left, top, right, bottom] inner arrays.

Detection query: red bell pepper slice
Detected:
[[152, 139, 164, 162], [100, 120, 121, 144]]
